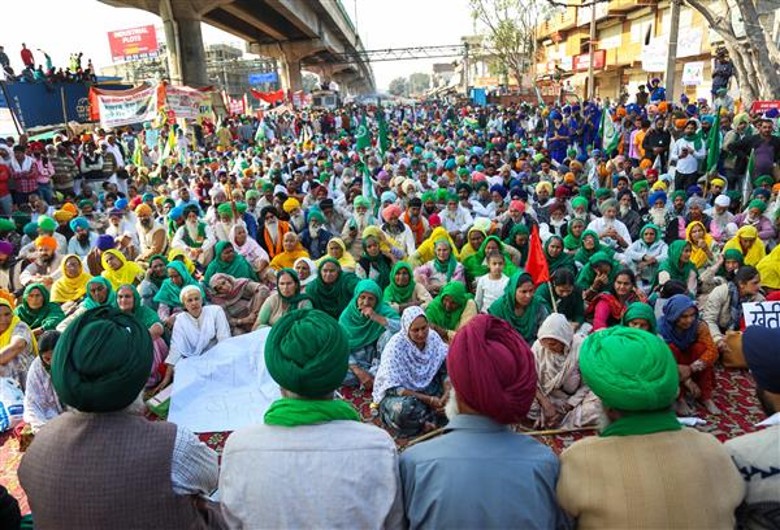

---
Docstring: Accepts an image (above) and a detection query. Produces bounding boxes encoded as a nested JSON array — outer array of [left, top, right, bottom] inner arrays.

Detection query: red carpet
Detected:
[[0, 367, 766, 514]]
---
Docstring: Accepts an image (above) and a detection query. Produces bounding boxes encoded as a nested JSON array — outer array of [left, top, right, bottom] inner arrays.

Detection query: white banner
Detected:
[[164, 85, 208, 120], [96, 85, 158, 128], [167, 328, 281, 433], [743, 302, 780, 329], [682, 62, 704, 86], [641, 38, 668, 73]]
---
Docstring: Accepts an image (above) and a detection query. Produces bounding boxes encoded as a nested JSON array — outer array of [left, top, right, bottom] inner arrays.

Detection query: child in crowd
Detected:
[[475, 251, 509, 312]]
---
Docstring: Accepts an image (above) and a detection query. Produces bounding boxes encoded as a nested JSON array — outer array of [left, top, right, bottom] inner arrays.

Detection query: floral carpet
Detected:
[[0, 367, 765, 515]]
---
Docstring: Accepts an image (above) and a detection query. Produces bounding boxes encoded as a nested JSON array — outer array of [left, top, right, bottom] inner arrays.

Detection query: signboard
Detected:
[[248, 72, 278, 85], [161, 84, 208, 120], [677, 28, 702, 58], [750, 100, 780, 113], [107, 25, 159, 63], [682, 61, 704, 86], [641, 38, 668, 72], [90, 84, 159, 128], [573, 50, 606, 72], [743, 302, 780, 329]]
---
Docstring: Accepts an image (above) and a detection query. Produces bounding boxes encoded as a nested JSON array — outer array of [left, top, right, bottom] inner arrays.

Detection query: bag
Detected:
[[722, 330, 747, 369], [0, 377, 25, 432]]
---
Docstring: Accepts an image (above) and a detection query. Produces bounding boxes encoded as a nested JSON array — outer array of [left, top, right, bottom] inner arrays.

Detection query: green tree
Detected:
[[302, 73, 319, 93], [388, 76, 409, 96], [408, 73, 431, 95]]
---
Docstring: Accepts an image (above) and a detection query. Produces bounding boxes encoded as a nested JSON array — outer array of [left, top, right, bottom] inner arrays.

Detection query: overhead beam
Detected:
[[219, 3, 288, 41]]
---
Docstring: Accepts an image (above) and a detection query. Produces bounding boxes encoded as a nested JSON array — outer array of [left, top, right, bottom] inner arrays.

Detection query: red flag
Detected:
[[525, 224, 550, 285]]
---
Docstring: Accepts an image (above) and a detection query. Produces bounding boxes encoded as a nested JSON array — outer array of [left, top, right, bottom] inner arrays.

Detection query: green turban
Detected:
[[457, 167, 469, 177], [265, 308, 349, 397], [217, 203, 234, 218], [595, 187, 612, 200], [23, 222, 38, 239], [0, 218, 15, 233], [578, 185, 593, 198], [436, 188, 449, 202], [78, 199, 94, 210], [753, 175, 774, 187], [571, 196, 588, 210], [262, 181, 274, 192], [671, 190, 687, 202], [421, 191, 435, 203], [236, 201, 248, 214], [246, 189, 260, 200], [580, 327, 679, 412], [621, 302, 658, 334], [308, 209, 326, 224], [353, 195, 371, 209], [632, 180, 649, 193], [748, 199, 767, 213], [52, 307, 153, 412], [318, 172, 331, 183], [37, 215, 57, 232]]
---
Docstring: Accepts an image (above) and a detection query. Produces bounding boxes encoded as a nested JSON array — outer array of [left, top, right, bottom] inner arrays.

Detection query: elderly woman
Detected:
[[408, 226, 459, 267], [209, 273, 269, 334], [50, 254, 92, 312], [153, 261, 204, 328], [458, 224, 488, 261], [306, 258, 359, 319], [623, 224, 668, 294], [339, 279, 400, 389], [723, 225, 765, 266], [573, 230, 615, 271], [115, 284, 167, 389], [659, 294, 720, 415], [734, 199, 775, 241], [686, 220, 718, 271], [204, 240, 258, 284], [15, 284, 65, 337], [154, 285, 231, 394], [426, 281, 478, 343], [269, 231, 310, 271], [528, 313, 599, 429], [488, 271, 549, 343], [587, 269, 647, 331], [413, 238, 465, 296], [315, 237, 356, 272], [373, 306, 449, 436], [384, 261, 432, 314], [0, 298, 37, 389], [138, 254, 167, 310], [253, 269, 311, 328], [293, 257, 317, 290], [100, 248, 144, 290], [356, 233, 396, 290], [230, 223, 270, 278], [656, 240, 698, 296]]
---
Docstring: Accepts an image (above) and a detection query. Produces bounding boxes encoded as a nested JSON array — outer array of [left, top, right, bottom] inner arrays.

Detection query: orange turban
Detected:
[[658, 101, 668, 114], [35, 235, 58, 250], [62, 202, 78, 215], [639, 158, 652, 169], [674, 118, 688, 129]]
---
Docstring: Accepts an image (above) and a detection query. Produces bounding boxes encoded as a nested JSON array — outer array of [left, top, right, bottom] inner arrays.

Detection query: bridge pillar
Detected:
[[250, 40, 327, 95], [160, 0, 210, 87]]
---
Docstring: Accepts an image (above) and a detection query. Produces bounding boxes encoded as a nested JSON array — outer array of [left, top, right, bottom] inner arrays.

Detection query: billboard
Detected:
[[108, 25, 159, 63], [248, 72, 278, 85]]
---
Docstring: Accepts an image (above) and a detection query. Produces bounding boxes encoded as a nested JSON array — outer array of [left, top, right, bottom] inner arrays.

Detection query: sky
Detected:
[[1, 0, 475, 91]]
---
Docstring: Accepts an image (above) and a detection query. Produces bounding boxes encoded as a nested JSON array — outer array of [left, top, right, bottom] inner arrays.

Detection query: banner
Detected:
[[248, 72, 278, 85], [89, 84, 158, 128], [250, 88, 285, 105], [681, 62, 704, 86], [107, 25, 159, 62], [743, 302, 780, 329], [750, 101, 780, 114], [159, 83, 208, 120]]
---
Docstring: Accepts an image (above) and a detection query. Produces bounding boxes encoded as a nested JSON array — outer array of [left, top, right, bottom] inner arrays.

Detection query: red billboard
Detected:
[[107, 25, 159, 63], [573, 50, 606, 72]]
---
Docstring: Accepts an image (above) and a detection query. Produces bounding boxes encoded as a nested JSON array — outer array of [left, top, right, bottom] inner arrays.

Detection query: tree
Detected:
[[684, 0, 780, 105], [388, 76, 409, 96], [408, 73, 431, 95], [470, 0, 554, 88], [302, 72, 319, 94]]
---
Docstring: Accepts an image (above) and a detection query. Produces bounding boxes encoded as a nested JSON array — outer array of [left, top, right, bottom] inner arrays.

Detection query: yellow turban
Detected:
[[153, 196, 166, 207], [535, 181, 553, 195], [53, 210, 76, 223], [652, 181, 668, 191], [710, 178, 726, 188], [135, 204, 153, 216], [283, 197, 300, 213]]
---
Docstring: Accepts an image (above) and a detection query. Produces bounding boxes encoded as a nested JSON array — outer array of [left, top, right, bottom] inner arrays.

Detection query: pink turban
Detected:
[[382, 204, 402, 222], [448, 315, 537, 423], [428, 213, 441, 227], [509, 200, 525, 213]]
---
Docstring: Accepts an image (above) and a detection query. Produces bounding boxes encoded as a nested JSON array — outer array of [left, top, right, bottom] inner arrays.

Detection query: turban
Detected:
[[62, 203, 78, 215], [115, 198, 128, 211], [710, 177, 726, 188], [353, 195, 371, 209], [753, 188, 771, 201], [141, 193, 154, 202], [52, 307, 153, 412], [447, 315, 537, 423], [382, 204, 402, 221], [632, 180, 649, 193], [651, 181, 668, 191], [69, 216, 89, 232], [380, 191, 397, 204], [37, 215, 57, 232], [265, 308, 349, 397], [0, 219, 15, 233], [571, 196, 588, 210], [23, 222, 38, 239], [753, 175, 774, 187], [53, 209, 76, 223], [743, 326, 780, 393], [217, 203, 234, 218], [420, 191, 435, 203], [648, 191, 667, 206], [307, 209, 325, 224], [535, 181, 553, 195], [489, 184, 507, 198], [580, 327, 679, 411], [96, 234, 115, 251], [134, 204, 153, 216], [579, 184, 593, 198], [246, 189, 260, 200], [595, 187, 612, 200], [456, 182, 472, 195], [78, 199, 94, 210], [262, 182, 274, 192], [509, 200, 525, 213], [671, 190, 687, 202], [236, 202, 248, 215], [0, 240, 13, 256], [428, 213, 441, 227], [282, 197, 300, 214], [639, 158, 652, 169], [748, 199, 767, 213], [686, 185, 702, 197], [563, 172, 576, 185], [773, 183, 780, 194], [153, 196, 166, 207], [34, 235, 57, 250], [714, 194, 731, 207], [169, 205, 185, 220], [733, 113, 750, 126], [599, 198, 618, 214]]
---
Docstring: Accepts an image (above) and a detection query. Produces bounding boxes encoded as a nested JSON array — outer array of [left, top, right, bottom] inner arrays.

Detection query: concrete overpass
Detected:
[[99, 0, 376, 94]]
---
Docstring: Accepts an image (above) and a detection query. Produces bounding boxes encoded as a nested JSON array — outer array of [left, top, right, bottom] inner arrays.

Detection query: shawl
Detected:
[[503, 223, 530, 267], [338, 279, 398, 351], [207, 273, 251, 308], [723, 225, 766, 266], [563, 218, 586, 251], [293, 257, 317, 287], [262, 220, 289, 258], [757, 245, 780, 290], [83, 276, 116, 310], [115, 284, 161, 329], [153, 260, 203, 308], [0, 299, 37, 354], [230, 223, 269, 266], [658, 294, 699, 351], [657, 240, 697, 284], [403, 210, 426, 246], [415, 226, 460, 264], [575, 251, 618, 292], [426, 281, 471, 331], [373, 306, 448, 403], [306, 257, 360, 319], [361, 226, 402, 255], [431, 239, 458, 281], [621, 302, 658, 333], [586, 292, 631, 322], [462, 235, 518, 281], [685, 220, 714, 269], [315, 237, 356, 270], [50, 254, 92, 303], [532, 313, 577, 396], [264, 398, 359, 426], [383, 261, 416, 304], [488, 271, 545, 340], [573, 230, 615, 266], [167, 248, 196, 275], [535, 282, 585, 324], [15, 283, 65, 331], [204, 240, 258, 284], [459, 227, 487, 261], [358, 236, 393, 290], [269, 243, 309, 271], [544, 236, 576, 274], [101, 249, 144, 290]]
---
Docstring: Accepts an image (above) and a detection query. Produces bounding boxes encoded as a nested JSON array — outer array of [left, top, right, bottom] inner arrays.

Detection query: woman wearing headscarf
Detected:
[[315, 237, 356, 272], [0, 298, 37, 390], [166, 247, 196, 276], [413, 238, 465, 296], [15, 284, 65, 337], [733, 198, 775, 241], [384, 261, 432, 314], [461, 235, 519, 289], [425, 282, 478, 343], [503, 223, 530, 267], [253, 269, 311, 328], [356, 233, 395, 290], [576, 251, 619, 299], [623, 223, 668, 294], [656, 240, 698, 296], [55, 276, 117, 332], [153, 260, 204, 328], [204, 240, 258, 284], [488, 271, 549, 343], [686, 220, 718, 270], [138, 254, 167, 310], [563, 218, 586, 254], [723, 225, 766, 266], [528, 313, 599, 429], [50, 254, 92, 312], [659, 294, 720, 415], [22, 330, 63, 433], [306, 258, 359, 319], [458, 223, 488, 261], [373, 306, 449, 436], [544, 235, 576, 276], [535, 268, 585, 329], [587, 269, 647, 330], [230, 223, 270, 279], [621, 302, 658, 333], [293, 257, 317, 290], [573, 230, 615, 271], [100, 249, 144, 290], [208, 273, 269, 335], [268, 231, 310, 271], [115, 284, 167, 389], [407, 226, 459, 268], [339, 279, 400, 389]]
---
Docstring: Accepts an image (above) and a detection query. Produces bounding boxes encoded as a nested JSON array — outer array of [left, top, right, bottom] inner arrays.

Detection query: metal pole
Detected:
[[0, 80, 24, 136], [665, 0, 681, 102], [587, 3, 597, 99], [463, 42, 470, 96]]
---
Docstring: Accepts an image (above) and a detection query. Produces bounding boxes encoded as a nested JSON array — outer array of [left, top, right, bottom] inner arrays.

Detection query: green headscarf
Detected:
[[580, 327, 681, 437], [432, 239, 458, 280], [575, 251, 618, 292], [504, 224, 529, 266], [462, 235, 518, 282], [153, 261, 202, 308], [563, 218, 586, 251], [657, 240, 696, 285], [306, 257, 360, 319], [52, 307, 153, 413], [204, 240, 258, 284], [621, 302, 658, 334], [426, 281, 471, 331], [146, 254, 168, 289], [488, 271, 546, 341], [748, 198, 767, 213], [114, 284, 161, 330], [574, 230, 615, 266], [384, 262, 416, 304], [83, 277, 116, 310], [15, 283, 65, 331], [544, 236, 576, 274], [338, 279, 398, 350], [359, 236, 392, 290]]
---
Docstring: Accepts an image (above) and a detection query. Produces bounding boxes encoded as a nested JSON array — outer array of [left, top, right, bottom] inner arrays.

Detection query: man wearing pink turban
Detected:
[[399, 314, 564, 528]]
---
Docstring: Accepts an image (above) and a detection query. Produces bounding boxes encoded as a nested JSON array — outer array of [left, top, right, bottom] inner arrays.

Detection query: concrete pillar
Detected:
[[280, 56, 304, 94], [160, 0, 209, 87], [250, 40, 326, 95]]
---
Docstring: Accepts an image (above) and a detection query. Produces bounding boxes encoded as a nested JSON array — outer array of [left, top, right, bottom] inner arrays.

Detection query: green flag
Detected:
[[706, 109, 721, 174], [377, 109, 389, 156], [742, 148, 755, 205], [599, 107, 620, 156], [132, 138, 144, 169], [355, 113, 371, 153]]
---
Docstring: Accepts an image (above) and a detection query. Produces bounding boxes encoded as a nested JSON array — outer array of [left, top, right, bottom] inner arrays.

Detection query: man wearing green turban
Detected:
[[219, 308, 404, 528], [19, 307, 221, 529], [557, 327, 745, 528]]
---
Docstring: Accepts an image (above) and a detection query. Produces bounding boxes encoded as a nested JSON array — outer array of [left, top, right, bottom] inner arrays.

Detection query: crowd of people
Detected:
[[0, 44, 96, 83], [0, 90, 779, 528]]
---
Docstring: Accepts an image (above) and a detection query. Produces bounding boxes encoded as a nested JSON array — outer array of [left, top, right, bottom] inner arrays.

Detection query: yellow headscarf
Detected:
[[757, 244, 780, 289], [685, 221, 715, 269], [723, 225, 766, 266], [316, 237, 356, 271], [51, 254, 92, 303], [459, 226, 488, 261], [100, 249, 144, 290], [361, 226, 403, 256], [415, 226, 460, 264], [0, 299, 37, 354], [167, 248, 196, 275]]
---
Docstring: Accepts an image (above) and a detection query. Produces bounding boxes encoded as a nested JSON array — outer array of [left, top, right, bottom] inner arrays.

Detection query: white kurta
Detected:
[[166, 305, 231, 366]]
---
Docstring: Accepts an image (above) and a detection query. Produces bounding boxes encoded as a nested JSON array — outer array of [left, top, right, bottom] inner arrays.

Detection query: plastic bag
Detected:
[[0, 377, 24, 432]]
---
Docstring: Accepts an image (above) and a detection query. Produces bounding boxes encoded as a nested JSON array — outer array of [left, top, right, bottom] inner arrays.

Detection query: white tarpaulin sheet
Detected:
[[167, 328, 280, 433]]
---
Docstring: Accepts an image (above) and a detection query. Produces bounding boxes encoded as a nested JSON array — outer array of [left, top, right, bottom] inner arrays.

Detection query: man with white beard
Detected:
[[707, 194, 736, 244], [342, 195, 377, 259], [282, 197, 307, 234], [586, 198, 632, 251], [134, 203, 168, 264], [171, 205, 216, 266], [257, 206, 291, 261], [616, 189, 642, 241]]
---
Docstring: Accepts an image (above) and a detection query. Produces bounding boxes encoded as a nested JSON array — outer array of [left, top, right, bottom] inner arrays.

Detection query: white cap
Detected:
[[714, 194, 731, 207]]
